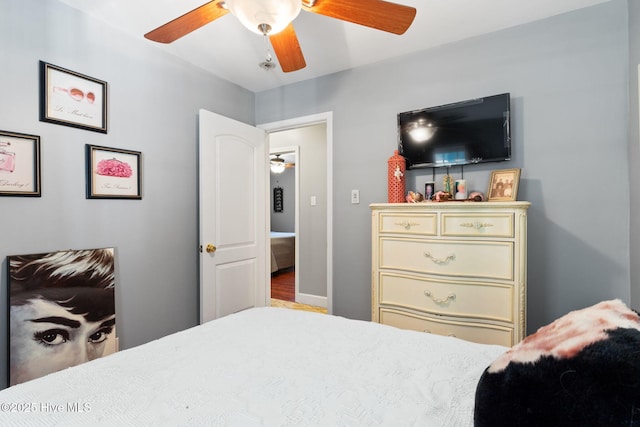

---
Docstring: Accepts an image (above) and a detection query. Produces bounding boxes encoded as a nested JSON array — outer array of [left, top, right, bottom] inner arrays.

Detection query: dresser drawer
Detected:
[[378, 212, 437, 235], [379, 238, 514, 281], [380, 309, 513, 346], [379, 273, 513, 322], [441, 213, 514, 238]]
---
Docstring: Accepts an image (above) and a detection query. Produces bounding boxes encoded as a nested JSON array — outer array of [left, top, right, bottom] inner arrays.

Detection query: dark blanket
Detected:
[[474, 299, 640, 427]]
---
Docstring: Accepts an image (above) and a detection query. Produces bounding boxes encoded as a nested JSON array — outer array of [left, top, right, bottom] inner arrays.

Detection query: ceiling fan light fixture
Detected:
[[408, 120, 436, 143], [259, 59, 277, 71], [270, 155, 286, 173], [226, 0, 301, 35]]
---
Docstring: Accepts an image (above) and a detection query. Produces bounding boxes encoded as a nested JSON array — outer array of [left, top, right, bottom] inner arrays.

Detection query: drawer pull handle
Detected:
[[447, 333, 457, 338], [460, 222, 494, 230], [395, 221, 420, 230], [424, 290, 456, 304], [424, 252, 455, 265], [423, 329, 431, 334]]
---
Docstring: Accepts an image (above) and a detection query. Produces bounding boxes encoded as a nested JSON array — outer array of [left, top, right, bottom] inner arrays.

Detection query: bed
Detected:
[[0, 307, 507, 426], [270, 231, 295, 273]]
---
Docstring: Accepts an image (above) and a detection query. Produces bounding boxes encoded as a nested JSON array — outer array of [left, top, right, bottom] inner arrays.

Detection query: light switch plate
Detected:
[[351, 189, 360, 204]]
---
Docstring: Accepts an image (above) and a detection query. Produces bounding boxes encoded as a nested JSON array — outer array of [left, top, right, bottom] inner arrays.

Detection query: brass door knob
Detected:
[[205, 244, 217, 253]]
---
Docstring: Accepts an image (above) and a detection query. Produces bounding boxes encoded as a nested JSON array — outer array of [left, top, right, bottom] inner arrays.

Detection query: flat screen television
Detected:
[[398, 93, 511, 169]]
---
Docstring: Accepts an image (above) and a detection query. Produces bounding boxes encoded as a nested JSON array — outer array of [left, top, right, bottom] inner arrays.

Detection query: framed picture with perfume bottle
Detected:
[[0, 130, 41, 197], [39, 61, 108, 133]]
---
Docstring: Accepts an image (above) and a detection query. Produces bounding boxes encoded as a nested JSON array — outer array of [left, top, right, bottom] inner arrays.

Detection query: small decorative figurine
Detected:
[[468, 191, 485, 202], [443, 174, 453, 196], [406, 191, 424, 203], [434, 191, 452, 202]]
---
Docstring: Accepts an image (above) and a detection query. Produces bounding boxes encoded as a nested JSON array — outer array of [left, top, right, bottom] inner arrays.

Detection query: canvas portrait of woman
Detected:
[[7, 248, 117, 386]]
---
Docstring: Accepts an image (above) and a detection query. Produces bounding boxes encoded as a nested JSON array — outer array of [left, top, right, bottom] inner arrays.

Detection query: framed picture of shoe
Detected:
[[39, 61, 108, 133], [0, 130, 41, 197]]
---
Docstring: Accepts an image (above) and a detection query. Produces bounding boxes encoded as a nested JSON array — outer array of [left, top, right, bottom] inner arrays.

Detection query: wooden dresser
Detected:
[[370, 201, 530, 347]]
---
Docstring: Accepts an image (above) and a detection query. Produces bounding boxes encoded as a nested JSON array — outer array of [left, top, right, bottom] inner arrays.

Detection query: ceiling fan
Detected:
[[270, 154, 295, 173], [144, 0, 416, 73]]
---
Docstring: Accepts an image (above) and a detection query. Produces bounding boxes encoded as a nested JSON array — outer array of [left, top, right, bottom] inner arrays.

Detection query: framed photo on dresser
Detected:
[[488, 168, 520, 201], [424, 181, 435, 201]]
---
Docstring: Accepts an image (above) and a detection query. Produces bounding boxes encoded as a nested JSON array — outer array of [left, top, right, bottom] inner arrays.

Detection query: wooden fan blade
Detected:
[[304, 0, 416, 35], [144, 0, 229, 43], [269, 24, 307, 73]]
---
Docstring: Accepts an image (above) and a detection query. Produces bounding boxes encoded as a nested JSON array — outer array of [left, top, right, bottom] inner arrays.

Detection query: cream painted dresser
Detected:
[[370, 201, 530, 347]]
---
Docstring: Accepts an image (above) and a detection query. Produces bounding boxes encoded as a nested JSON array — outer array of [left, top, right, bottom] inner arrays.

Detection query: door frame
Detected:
[[259, 112, 333, 314]]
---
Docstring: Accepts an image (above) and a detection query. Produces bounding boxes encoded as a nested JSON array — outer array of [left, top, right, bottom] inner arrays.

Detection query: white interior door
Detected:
[[199, 109, 268, 324]]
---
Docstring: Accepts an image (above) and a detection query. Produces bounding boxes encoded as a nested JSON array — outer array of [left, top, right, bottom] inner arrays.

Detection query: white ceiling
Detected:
[[56, 0, 610, 93]]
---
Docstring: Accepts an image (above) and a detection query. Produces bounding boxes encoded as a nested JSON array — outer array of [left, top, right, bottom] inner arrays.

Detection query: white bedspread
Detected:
[[0, 308, 506, 426]]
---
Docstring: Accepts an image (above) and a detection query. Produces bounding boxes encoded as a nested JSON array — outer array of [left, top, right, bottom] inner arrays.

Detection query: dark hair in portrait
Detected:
[[7, 248, 116, 386]]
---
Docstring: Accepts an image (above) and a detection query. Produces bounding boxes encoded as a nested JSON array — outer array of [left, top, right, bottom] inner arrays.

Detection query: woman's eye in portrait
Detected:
[[33, 328, 70, 346], [88, 326, 113, 344]]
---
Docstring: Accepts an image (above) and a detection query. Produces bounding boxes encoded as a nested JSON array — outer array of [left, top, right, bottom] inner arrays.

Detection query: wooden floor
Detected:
[[271, 298, 327, 314], [270, 268, 327, 314], [271, 267, 295, 302]]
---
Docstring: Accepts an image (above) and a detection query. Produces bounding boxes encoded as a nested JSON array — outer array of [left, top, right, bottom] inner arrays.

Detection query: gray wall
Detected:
[[270, 167, 295, 232], [0, 0, 254, 388], [256, 0, 632, 331]]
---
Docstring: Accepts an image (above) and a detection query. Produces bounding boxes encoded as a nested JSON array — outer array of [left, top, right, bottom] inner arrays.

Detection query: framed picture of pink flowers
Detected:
[[86, 144, 141, 199], [0, 130, 41, 197], [39, 61, 108, 133]]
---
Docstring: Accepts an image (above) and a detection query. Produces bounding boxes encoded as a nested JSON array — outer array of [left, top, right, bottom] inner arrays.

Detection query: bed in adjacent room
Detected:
[[270, 231, 295, 273], [0, 307, 506, 426]]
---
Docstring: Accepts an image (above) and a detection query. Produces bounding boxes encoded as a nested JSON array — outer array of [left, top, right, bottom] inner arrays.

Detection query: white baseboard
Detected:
[[296, 292, 327, 308]]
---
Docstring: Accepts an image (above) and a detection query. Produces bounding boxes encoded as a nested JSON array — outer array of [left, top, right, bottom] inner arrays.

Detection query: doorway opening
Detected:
[[260, 112, 333, 314], [269, 148, 298, 303]]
